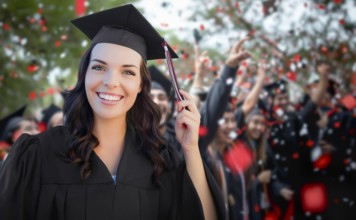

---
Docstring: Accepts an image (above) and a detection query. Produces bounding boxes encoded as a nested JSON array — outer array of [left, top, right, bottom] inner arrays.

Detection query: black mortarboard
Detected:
[[71, 4, 178, 61], [60, 90, 69, 100], [264, 79, 288, 97], [41, 104, 62, 126], [0, 105, 26, 142], [149, 65, 174, 99]]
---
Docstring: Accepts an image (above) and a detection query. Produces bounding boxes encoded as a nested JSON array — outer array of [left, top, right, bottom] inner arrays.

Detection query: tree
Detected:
[[188, 0, 356, 96]]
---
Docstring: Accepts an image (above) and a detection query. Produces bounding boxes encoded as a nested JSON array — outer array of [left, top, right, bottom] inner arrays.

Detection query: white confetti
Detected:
[[226, 77, 234, 85]]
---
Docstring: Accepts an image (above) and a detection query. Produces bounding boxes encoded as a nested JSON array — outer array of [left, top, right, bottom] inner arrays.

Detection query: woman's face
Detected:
[[246, 115, 266, 140], [85, 43, 142, 121], [216, 112, 237, 145]]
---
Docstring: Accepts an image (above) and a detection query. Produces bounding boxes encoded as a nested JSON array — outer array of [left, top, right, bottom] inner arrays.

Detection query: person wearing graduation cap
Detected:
[[0, 105, 40, 165], [263, 62, 330, 219], [41, 103, 64, 130], [0, 4, 225, 220], [148, 65, 184, 162]]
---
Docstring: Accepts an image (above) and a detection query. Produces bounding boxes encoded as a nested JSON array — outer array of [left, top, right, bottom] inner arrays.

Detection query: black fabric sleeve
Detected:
[[199, 65, 238, 154], [176, 162, 227, 220], [0, 134, 41, 220], [299, 99, 318, 122]]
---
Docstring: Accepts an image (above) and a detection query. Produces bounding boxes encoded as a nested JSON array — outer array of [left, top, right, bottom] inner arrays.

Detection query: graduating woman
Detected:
[[0, 4, 224, 220]]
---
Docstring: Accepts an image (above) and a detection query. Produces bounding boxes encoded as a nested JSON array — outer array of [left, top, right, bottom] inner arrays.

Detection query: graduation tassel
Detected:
[[162, 41, 184, 101]]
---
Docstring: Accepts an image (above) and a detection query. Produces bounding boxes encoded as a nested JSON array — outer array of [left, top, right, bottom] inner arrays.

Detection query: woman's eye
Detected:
[[91, 65, 105, 71], [123, 70, 136, 76]]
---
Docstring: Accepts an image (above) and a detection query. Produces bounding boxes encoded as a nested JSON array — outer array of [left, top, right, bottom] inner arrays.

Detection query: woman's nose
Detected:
[[103, 71, 119, 88]]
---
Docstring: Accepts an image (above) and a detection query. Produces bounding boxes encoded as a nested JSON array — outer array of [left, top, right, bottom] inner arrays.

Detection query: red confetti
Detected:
[[29, 17, 36, 24], [264, 211, 279, 220], [199, 24, 205, 31], [223, 140, 253, 174], [254, 204, 260, 213], [333, 0, 343, 4], [47, 87, 55, 95], [39, 18, 46, 26], [334, 121, 341, 128], [340, 94, 356, 110], [28, 91, 37, 101], [262, 6, 267, 15], [41, 26, 48, 32], [234, 2, 241, 13], [306, 140, 314, 148], [199, 126, 208, 137], [339, 19, 346, 25], [352, 73, 356, 86], [317, 4, 326, 10], [301, 183, 327, 213], [55, 40, 61, 47], [3, 23, 10, 31], [292, 153, 299, 159], [293, 54, 301, 63], [75, 0, 86, 16], [38, 122, 47, 132], [344, 159, 350, 165], [314, 154, 331, 169], [39, 91, 46, 97], [321, 46, 328, 53], [28, 64, 39, 72], [37, 8, 43, 14], [286, 71, 296, 81]]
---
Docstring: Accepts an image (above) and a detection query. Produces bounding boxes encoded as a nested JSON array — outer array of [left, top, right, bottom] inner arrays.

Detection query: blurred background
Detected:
[[1, 0, 355, 118]]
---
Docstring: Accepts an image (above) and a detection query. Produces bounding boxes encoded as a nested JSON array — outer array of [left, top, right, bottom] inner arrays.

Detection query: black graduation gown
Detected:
[[0, 125, 225, 220]]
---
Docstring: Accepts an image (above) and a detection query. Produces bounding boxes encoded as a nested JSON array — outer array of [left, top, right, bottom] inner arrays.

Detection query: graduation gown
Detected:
[[0, 125, 225, 220]]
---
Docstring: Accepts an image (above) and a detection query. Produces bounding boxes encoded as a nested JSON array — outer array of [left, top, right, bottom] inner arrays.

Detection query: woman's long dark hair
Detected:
[[64, 44, 167, 186]]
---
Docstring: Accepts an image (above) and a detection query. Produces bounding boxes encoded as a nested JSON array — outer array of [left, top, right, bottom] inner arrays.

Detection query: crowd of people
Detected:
[[1, 3, 356, 220]]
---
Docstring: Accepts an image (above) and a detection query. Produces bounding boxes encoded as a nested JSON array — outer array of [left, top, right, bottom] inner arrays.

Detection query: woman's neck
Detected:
[[93, 116, 126, 149]]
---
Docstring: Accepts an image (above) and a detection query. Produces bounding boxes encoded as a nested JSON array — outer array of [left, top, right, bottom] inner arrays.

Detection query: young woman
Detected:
[[0, 4, 224, 220]]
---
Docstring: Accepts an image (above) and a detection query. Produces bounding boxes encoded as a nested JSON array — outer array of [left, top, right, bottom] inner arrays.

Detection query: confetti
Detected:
[[313, 154, 331, 169], [301, 183, 327, 213], [28, 91, 37, 101], [223, 140, 253, 174], [199, 126, 208, 137]]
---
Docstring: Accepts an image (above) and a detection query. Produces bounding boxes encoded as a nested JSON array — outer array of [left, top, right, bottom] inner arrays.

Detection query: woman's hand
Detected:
[[175, 90, 201, 155]]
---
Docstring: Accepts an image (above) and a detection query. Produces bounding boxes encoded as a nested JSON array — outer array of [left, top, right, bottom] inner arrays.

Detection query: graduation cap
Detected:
[[149, 65, 174, 99], [71, 4, 178, 61], [60, 90, 69, 100], [264, 79, 288, 97], [0, 105, 26, 142], [41, 104, 62, 126]]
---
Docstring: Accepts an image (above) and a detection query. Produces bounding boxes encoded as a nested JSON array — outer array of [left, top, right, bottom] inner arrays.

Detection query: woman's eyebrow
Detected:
[[90, 59, 107, 64]]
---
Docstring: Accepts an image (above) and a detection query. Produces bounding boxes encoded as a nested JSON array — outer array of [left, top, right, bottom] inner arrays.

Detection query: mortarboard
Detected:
[[71, 4, 178, 61], [0, 105, 26, 142], [149, 65, 174, 99], [41, 104, 62, 126], [264, 79, 288, 97]]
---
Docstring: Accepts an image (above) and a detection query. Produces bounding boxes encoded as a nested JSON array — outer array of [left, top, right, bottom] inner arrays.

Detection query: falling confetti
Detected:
[[301, 183, 327, 213], [223, 140, 253, 174]]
